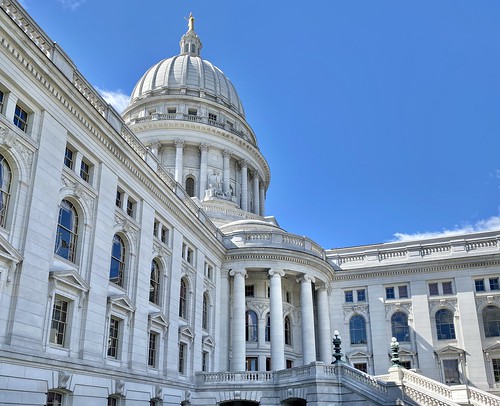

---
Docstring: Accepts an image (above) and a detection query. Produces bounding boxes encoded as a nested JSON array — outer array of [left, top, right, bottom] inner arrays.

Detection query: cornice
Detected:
[[331, 258, 500, 282]]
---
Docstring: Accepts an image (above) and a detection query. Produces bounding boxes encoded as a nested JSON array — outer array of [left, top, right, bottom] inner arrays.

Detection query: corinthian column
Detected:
[[230, 269, 247, 371], [240, 160, 248, 211], [259, 185, 265, 216], [253, 171, 260, 215], [174, 140, 185, 183], [316, 284, 331, 363], [299, 275, 316, 365], [199, 144, 209, 198], [223, 150, 231, 195], [269, 269, 285, 370]]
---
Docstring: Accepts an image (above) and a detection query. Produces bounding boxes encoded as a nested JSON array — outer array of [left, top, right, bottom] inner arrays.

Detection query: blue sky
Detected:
[[20, 0, 500, 248]]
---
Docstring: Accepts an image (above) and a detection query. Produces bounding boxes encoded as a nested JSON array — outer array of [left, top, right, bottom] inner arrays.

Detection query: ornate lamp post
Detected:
[[332, 330, 344, 364], [390, 337, 400, 366]]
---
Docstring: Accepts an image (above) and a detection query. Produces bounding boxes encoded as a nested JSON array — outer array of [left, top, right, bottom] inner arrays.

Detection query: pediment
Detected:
[[0, 233, 23, 264], [179, 324, 194, 341], [49, 270, 90, 293], [434, 345, 465, 356], [347, 350, 372, 358], [203, 335, 215, 348], [483, 341, 500, 353], [149, 312, 169, 329], [108, 294, 136, 313]]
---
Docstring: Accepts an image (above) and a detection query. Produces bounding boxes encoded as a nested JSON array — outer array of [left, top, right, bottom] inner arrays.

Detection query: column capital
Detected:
[[269, 269, 285, 278], [222, 149, 232, 158], [252, 170, 260, 179], [175, 139, 185, 148], [199, 143, 210, 152], [148, 139, 162, 152], [297, 274, 315, 284], [229, 269, 247, 278], [239, 159, 248, 168]]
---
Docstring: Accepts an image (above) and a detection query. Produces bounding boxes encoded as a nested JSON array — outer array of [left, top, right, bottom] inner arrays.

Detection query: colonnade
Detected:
[[229, 269, 331, 371], [168, 141, 265, 215]]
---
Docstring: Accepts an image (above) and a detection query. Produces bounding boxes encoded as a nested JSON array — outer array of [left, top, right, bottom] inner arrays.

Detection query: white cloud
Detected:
[[95, 88, 130, 114], [57, 0, 85, 10], [393, 215, 500, 242]]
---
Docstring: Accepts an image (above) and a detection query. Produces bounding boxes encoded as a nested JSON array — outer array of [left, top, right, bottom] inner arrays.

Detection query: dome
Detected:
[[128, 13, 245, 117], [129, 55, 245, 117]]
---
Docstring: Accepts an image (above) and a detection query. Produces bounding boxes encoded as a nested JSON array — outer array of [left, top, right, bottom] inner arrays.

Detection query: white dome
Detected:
[[129, 55, 245, 117]]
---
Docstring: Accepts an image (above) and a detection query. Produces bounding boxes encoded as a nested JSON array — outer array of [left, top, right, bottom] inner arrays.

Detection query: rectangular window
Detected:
[[266, 357, 272, 371], [178, 342, 187, 374], [160, 227, 168, 244], [47, 392, 63, 406], [153, 221, 159, 237], [208, 112, 217, 122], [490, 277, 500, 291], [148, 332, 158, 367], [353, 363, 368, 373], [357, 289, 366, 302], [0, 90, 4, 114], [385, 287, 395, 300], [286, 359, 293, 369], [50, 297, 69, 346], [286, 291, 291, 303], [475, 279, 485, 292], [493, 358, 500, 383], [202, 351, 209, 372], [245, 285, 255, 297], [188, 108, 197, 116], [400, 361, 412, 369], [345, 290, 353, 303], [442, 281, 453, 295], [107, 317, 120, 358], [115, 190, 123, 208], [64, 147, 74, 169], [245, 357, 258, 371], [13, 104, 29, 132], [443, 359, 461, 384], [429, 283, 439, 296], [80, 159, 91, 182], [108, 397, 118, 406], [398, 285, 409, 298], [167, 107, 176, 114], [126, 198, 135, 217], [186, 247, 193, 264]]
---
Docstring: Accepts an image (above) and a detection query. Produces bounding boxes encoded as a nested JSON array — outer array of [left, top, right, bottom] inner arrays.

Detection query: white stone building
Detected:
[[0, 2, 499, 405]]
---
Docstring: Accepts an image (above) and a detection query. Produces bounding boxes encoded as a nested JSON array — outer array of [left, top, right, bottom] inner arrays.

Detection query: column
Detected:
[[230, 269, 247, 371], [223, 150, 231, 195], [269, 269, 285, 370], [240, 160, 248, 211], [199, 144, 209, 198], [259, 185, 265, 217], [174, 140, 184, 183], [316, 284, 331, 363], [299, 275, 316, 365], [253, 171, 260, 215]]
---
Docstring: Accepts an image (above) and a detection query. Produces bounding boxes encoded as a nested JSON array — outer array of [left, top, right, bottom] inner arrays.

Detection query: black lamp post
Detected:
[[332, 330, 344, 364]]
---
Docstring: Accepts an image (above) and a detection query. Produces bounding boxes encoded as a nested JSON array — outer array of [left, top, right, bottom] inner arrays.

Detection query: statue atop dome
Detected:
[[180, 13, 202, 56], [187, 12, 195, 32]]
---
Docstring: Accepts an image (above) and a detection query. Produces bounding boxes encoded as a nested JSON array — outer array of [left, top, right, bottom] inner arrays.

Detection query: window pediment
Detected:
[[203, 335, 215, 348], [49, 270, 90, 293], [434, 345, 465, 356], [347, 350, 372, 358], [483, 341, 500, 353], [179, 324, 194, 343], [108, 294, 136, 314], [149, 312, 169, 331], [0, 233, 23, 282]]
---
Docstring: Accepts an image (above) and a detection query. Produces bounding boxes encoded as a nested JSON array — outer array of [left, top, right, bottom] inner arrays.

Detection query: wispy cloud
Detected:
[[393, 215, 500, 242], [57, 0, 86, 11], [96, 88, 130, 113]]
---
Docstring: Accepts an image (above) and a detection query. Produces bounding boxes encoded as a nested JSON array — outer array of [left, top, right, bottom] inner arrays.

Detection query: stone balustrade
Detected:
[[224, 230, 326, 259], [330, 233, 500, 268]]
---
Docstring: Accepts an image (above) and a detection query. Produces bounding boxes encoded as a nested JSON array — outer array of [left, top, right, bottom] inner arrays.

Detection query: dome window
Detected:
[[185, 176, 195, 197], [188, 108, 197, 116], [190, 44, 197, 54]]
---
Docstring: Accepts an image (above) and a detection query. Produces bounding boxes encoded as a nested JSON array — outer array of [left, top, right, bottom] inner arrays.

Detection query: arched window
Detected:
[[350, 315, 367, 344], [483, 305, 500, 337], [435, 309, 456, 340], [185, 176, 195, 197], [391, 312, 410, 342], [149, 259, 160, 304], [54, 199, 78, 262], [202, 292, 209, 330], [245, 310, 258, 342], [109, 234, 125, 286], [46, 391, 63, 406], [265, 313, 271, 342], [284, 315, 292, 345], [0, 154, 12, 227], [179, 278, 188, 319]]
